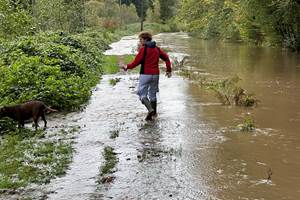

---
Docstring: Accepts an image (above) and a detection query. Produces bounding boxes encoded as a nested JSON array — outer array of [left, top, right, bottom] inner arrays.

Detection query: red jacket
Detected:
[[127, 41, 171, 74]]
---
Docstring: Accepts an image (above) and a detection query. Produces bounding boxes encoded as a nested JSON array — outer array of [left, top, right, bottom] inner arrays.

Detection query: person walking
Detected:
[[120, 31, 172, 121]]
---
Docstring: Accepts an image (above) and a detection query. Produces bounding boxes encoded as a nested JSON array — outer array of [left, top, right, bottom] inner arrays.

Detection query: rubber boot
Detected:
[[150, 101, 157, 116], [141, 98, 154, 121]]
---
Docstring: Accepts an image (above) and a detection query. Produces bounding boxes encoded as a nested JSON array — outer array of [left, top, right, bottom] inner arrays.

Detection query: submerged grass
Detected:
[[109, 130, 119, 139], [100, 146, 118, 176], [178, 70, 259, 107], [109, 78, 121, 86], [103, 55, 135, 74], [0, 127, 75, 189], [237, 115, 256, 132]]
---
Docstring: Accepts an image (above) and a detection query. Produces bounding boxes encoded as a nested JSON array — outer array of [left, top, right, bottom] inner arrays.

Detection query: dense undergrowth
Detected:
[[0, 30, 113, 110]]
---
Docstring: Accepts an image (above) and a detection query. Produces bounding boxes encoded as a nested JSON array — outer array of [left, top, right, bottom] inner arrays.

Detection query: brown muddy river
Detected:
[[158, 33, 300, 199], [10, 33, 299, 200]]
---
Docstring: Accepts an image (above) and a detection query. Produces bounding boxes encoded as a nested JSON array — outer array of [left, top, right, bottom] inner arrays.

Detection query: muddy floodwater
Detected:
[[157, 33, 300, 199], [11, 33, 299, 200]]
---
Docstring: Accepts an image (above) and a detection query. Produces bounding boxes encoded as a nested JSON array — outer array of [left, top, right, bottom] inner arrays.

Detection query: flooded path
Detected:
[[43, 34, 221, 200], [44, 33, 300, 200], [46, 73, 221, 199]]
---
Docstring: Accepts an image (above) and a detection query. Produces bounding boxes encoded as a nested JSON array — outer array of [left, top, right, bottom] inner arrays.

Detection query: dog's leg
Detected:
[[41, 113, 47, 128], [33, 116, 39, 130], [18, 121, 25, 132]]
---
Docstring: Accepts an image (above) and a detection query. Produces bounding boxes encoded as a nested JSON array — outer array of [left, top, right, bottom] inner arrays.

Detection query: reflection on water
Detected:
[[156, 33, 300, 200]]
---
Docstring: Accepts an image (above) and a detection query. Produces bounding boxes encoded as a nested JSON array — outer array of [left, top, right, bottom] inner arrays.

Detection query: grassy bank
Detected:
[[103, 55, 134, 74], [0, 127, 75, 190]]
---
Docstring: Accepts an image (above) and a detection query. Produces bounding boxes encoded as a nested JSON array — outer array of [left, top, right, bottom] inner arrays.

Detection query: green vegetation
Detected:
[[0, 119, 78, 190], [109, 78, 121, 86], [103, 56, 122, 74], [237, 115, 255, 132], [100, 146, 118, 176], [103, 55, 135, 74], [122, 0, 178, 24], [207, 76, 241, 106], [207, 76, 258, 107], [121, 22, 179, 35], [233, 88, 258, 107], [178, 71, 258, 107], [0, 0, 179, 40], [98, 146, 118, 184], [109, 130, 120, 139], [0, 129, 73, 189], [0, 31, 115, 110], [0, 118, 18, 135], [0, 0, 140, 38], [2, 0, 298, 51], [176, 0, 300, 52]]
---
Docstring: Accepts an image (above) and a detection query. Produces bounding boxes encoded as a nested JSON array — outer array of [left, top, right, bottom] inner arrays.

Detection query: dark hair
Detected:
[[138, 31, 152, 41]]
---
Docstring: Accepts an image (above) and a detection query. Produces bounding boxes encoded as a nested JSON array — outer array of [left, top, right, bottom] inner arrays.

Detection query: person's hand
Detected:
[[119, 63, 127, 71], [166, 72, 172, 78]]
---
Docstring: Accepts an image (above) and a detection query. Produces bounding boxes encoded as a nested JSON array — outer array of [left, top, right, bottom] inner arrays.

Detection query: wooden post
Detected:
[[140, 0, 144, 31]]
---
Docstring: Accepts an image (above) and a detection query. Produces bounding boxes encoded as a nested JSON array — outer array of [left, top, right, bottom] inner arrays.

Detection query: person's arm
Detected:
[[126, 47, 145, 70], [159, 49, 171, 73]]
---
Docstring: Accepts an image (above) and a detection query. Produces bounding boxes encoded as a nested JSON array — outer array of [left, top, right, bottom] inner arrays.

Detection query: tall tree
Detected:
[[64, 0, 85, 32], [0, 0, 33, 38], [146, 0, 160, 23], [118, 0, 153, 21], [159, 0, 177, 23]]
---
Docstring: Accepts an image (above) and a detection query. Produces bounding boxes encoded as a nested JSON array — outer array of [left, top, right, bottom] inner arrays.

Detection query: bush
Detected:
[[0, 31, 115, 110], [237, 115, 255, 132]]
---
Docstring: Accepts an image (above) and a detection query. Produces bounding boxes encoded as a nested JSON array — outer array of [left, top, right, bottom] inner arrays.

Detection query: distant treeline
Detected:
[[1, 0, 299, 51], [176, 0, 300, 52], [0, 0, 178, 39], [120, 0, 178, 23], [0, 0, 140, 38]]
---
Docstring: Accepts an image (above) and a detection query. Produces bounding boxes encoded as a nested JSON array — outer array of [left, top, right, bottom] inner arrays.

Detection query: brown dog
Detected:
[[0, 100, 57, 130]]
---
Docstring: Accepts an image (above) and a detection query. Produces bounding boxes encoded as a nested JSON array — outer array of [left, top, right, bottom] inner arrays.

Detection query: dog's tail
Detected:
[[45, 106, 58, 113]]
